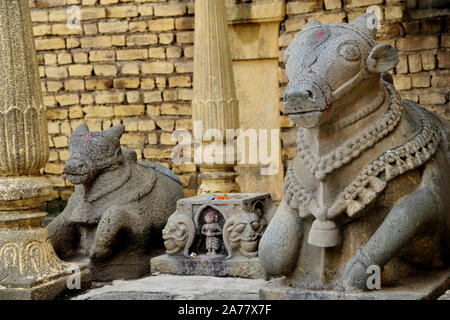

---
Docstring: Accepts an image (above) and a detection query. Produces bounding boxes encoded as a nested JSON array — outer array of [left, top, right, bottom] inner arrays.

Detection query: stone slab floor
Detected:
[[72, 274, 266, 300], [71, 273, 449, 300]]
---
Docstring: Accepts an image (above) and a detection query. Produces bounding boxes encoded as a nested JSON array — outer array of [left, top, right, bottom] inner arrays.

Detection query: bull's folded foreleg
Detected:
[[47, 212, 77, 259], [259, 199, 304, 278], [342, 187, 439, 291], [90, 206, 129, 261]]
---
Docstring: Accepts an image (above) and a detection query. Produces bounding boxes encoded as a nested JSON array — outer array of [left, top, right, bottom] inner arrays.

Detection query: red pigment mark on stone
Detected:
[[317, 32, 323, 38], [84, 135, 89, 141]]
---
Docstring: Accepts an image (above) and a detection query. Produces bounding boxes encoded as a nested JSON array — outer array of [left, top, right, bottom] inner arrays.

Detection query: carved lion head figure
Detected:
[[162, 212, 196, 257], [283, 13, 398, 128], [64, 123, 125, 185], [223, 212, 265, 258]]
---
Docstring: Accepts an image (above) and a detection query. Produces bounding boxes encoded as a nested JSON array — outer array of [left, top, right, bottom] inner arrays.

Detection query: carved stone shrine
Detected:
[[151, 193, 273, 279]]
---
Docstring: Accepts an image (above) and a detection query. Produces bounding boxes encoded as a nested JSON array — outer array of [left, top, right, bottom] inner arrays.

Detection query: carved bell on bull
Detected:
[[0, 0, 90, 299]]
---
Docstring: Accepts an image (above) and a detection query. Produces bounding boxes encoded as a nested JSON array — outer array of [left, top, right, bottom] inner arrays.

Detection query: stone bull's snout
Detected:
[[63, 159, 84, 175], [63, 158, 92, 185], [283, 81, 328, 115]]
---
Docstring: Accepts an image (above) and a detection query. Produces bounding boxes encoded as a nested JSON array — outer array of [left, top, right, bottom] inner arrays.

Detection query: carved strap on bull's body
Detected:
[[284, 96, 443, 247]]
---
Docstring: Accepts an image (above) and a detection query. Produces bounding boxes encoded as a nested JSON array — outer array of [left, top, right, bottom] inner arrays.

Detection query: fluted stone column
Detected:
[[192, 0, 240, 194], [0, 0, 90, 299]]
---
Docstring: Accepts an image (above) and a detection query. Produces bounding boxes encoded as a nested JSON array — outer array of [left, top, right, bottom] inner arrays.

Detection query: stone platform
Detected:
[[71, 270, 449, 300], [151, 254, 266, 279], [73, 274, 266, 300], [260, 270, 450, 300], [0, 266, 91, 300]]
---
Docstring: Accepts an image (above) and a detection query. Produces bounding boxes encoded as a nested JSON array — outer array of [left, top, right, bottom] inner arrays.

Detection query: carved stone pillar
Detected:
[[0, 0, 90, 299], [192, 0, 240, 194]]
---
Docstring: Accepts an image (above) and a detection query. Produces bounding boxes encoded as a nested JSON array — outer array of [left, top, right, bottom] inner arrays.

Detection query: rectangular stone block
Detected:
[[344, 0, 383, 8], [35, 38, 66, 50], [83, 106, 114, 118], [85, 78, 113, 90], [121, 62, 140, 75], [408, 53, 422, 73], [168, 76, 191, 88], [151, 255, 266, 279], [396, 36, 439, 51], [114, 105, 145, 117], [81, 36, 112, 48], [148, 18, 174, 32], [89, 50, 115, 62], [93, 65, 118, 77], [287, 0, 323, 14], [324, 0, 341, 10], [411, 73, 430, 88], [393, 75, 412, 90], [421, 52, 436, 71], [68, 64, 93, 77], [153, 3, 186, 17], [64, 79, 85, 91], [126, 34, 158, 46], [113, 77, 140, 89], [80, 7, 106, 20], [46, 66, 68, 79], [98, 21, 129, 33], [55, 93, 79, 106], [95, 91, 125, 104], [142, 62, 174, 74], [117, 49, 148, 61], [143, 91, 162, 103], [106, 5, 138, 18]]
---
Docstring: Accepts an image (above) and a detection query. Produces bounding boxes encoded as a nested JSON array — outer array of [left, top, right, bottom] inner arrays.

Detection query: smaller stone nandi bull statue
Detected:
[[259, 14, 449, 292], [48, 123, 184, 280]]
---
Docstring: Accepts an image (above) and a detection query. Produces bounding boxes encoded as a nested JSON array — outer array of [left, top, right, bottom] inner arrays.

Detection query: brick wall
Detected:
[[30, 0, 198, 203], [30, 0, 449, 205], [278, 0, 449, 170]]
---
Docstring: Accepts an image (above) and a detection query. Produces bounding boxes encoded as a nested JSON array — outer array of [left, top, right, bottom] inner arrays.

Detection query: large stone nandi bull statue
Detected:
[[48, 124, 184, 281], [259, 14, 449, 292]]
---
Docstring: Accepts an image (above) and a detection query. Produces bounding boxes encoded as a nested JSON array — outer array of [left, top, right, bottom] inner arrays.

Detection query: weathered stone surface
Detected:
[[261, 270, 450, 300], [259, 14, 450, 293], [73, 270, 449, 300], [47, 123, 184, 281], [151, 254, 266, 279], [73, 274, 266, 300]]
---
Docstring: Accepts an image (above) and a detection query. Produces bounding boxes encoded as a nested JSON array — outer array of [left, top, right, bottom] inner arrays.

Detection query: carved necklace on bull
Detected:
[[284, 26, 442, 248], [297, 83, 403, 182], [286, 93, 440, 248]]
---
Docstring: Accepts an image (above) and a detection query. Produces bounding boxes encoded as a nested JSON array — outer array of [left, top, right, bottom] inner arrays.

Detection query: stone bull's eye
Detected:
[[338, 42, 361, 62]]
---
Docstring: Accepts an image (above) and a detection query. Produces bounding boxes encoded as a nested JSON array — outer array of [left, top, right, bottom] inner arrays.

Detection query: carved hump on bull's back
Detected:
[[138, 161, 182, 185]]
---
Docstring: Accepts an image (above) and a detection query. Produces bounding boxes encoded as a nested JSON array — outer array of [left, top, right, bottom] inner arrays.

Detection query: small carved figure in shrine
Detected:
[[201, 210, 223, 255]]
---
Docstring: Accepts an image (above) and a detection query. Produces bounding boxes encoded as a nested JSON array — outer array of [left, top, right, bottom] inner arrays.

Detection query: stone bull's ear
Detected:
[[106, 124, 125, 140], [366, 44, 398, 73], [73, 123, 89, 136]]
